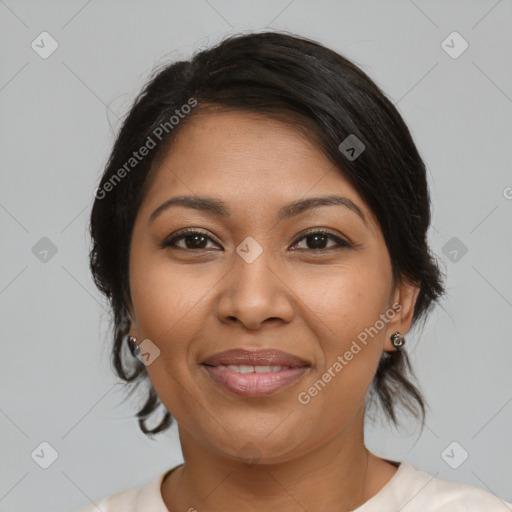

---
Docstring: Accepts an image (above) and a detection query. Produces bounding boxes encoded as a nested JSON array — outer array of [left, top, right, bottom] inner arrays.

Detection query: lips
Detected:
[[201, 349, 310, 397], [201, 348, 309, 368]]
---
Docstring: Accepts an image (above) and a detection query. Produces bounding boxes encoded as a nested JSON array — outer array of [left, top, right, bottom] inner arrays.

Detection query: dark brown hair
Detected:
[[89, 30, 446, 436]]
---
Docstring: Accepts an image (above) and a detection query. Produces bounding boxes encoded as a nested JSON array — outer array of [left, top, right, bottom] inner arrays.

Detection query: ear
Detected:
[[127, 313, 139, 340], [383, 279, 420, 352], [124, 291, 140, 340]]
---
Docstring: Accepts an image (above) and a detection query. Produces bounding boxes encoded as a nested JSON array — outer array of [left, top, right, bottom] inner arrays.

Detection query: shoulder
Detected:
[[73, 471, 169, 512], [74, 487, 139, 512], [74, 486, 143, 512], [397, 462, 512, 511]]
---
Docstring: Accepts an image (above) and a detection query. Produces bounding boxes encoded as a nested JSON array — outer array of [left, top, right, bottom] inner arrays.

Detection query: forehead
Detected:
[[141, 110, 377, 230], [155, 108, 332, 175]]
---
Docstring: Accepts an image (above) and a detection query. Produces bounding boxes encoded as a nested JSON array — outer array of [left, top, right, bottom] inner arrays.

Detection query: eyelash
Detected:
[[161, 228, 352, 253]]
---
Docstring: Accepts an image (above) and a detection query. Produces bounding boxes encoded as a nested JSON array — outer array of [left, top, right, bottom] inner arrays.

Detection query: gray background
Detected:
[[1, 1, 511, 511]]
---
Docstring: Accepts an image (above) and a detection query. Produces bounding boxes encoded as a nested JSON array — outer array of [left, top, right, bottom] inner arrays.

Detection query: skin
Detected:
[[127, 109, 420, 512]]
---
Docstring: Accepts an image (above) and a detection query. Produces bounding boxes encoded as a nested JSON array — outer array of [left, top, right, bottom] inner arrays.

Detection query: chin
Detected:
[[206, 424, 309, 466]]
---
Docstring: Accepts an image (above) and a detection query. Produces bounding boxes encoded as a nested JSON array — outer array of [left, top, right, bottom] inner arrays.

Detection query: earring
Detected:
[[390, 331, 405, 350], [127, 335, 139, 356]]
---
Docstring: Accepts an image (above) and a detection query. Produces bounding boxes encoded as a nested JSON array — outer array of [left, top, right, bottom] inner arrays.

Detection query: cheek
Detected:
[[129, 253, 224, 411], [291, 263, 389, 410], [130, 246, 219, 338], [293, 261, 391, 353]]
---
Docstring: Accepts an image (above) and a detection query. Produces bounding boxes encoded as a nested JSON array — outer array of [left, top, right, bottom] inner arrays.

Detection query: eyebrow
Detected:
[[149, 194, 367, 226]]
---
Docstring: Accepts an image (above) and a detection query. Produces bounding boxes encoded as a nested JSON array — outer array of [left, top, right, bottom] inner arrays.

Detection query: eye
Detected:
[[289, 229, 351, 252], [161, 229, 222, 250], [161, 228, 351, 252]]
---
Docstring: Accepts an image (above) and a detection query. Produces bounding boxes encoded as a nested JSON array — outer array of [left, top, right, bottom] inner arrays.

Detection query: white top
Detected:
[[75, 461, 512, 511]]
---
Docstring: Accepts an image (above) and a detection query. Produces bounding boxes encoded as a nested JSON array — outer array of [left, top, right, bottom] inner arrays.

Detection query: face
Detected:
[[127, 109, 419, 464]]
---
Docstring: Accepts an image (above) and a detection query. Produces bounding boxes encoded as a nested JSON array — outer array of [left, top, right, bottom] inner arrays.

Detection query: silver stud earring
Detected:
[[128, 335, 139, 356], [390, 331, 405, 350]]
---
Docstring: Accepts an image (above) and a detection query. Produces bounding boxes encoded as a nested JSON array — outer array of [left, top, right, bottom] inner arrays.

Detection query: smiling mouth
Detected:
[[201, 364, 309, 397], [201, 352, 310, 398], [200, 348, 310, 397]]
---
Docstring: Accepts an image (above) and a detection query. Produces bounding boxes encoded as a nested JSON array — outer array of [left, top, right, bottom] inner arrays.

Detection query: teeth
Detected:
[[238, 365, 254, 374], [254, 365, 271, 373], [218, 365, 285, 373]]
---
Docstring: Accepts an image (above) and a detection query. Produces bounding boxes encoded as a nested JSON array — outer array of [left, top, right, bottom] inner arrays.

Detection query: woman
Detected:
[[77, 31, 511, 511]]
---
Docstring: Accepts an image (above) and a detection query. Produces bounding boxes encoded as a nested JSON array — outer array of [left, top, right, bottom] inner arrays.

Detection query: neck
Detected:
[[161, 412, 386, 512]]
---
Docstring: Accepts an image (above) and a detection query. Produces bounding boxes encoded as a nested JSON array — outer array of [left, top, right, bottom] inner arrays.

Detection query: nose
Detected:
[[215, 248, 295, 330]]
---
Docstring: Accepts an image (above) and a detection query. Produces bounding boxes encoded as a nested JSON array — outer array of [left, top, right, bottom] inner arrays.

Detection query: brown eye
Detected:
[[290, 230, 351, 251], [161, 230, 222, 250]]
